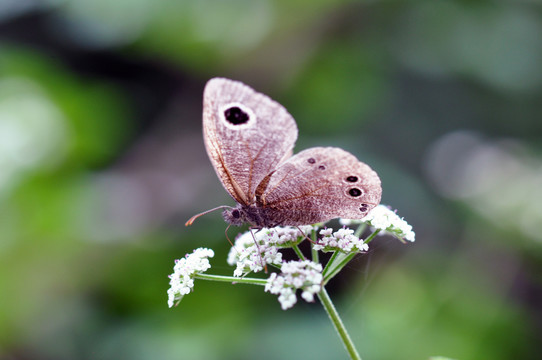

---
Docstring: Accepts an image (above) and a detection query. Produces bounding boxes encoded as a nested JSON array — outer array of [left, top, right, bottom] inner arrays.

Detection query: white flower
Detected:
[[227, 226, 315, 277], [227, 230, 282, 276], [265, 260, 323, 310], [313, 227, 369, 253], [339, 218, 359, 226], [167, 248, 214, 307], [362, 205, 415, 242], [267, 225, 316, 247]]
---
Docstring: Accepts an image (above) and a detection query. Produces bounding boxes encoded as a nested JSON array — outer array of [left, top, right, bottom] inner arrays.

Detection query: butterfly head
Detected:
[[222, 206, 246, 226]]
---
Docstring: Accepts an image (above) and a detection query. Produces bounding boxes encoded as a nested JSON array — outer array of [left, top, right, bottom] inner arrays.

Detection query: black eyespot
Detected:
[[232, 209, 240, 218], [346, 176, 358, 182], [224, 106, 249, 125], [359, 204, 369, 212], [348, 188, 362, 197], [318, 165, 326, 170], [307, 158, 316, 164]]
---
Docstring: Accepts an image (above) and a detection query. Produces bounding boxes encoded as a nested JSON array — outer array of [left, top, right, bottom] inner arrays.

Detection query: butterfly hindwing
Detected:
[[256, 147, 382, 225]]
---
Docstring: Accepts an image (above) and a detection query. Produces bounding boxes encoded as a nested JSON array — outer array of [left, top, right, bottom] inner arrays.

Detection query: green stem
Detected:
[[323, 252, 356, 285], [364, 229, 381, 244], [293, 244, 306, 260], [318, 287, 361, 360], [194, 273, 267, 286], [354, 223, 367, 238], [311, 228, 319, 263], [322, 251, 340, 278]]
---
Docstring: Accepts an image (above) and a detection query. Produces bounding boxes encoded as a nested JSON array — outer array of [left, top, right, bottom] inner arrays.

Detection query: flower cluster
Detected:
[[227, 225, 314, 277], [361, 205, 415, 242], [168, 205, 415, 310], [264, 260, 323, 310], [167, 248, 214, 307], [313, 227, 369, 253]]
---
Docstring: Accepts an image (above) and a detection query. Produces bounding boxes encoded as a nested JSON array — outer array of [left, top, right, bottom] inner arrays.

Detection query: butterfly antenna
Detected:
[[185, 205, 233, 226]]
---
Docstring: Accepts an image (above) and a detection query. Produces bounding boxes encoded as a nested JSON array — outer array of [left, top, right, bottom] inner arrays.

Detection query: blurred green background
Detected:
[[1, 1, 541, 359]]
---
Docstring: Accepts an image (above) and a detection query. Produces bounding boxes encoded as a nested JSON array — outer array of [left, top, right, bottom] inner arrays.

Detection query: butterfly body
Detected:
[[198, 78, 382, 227]]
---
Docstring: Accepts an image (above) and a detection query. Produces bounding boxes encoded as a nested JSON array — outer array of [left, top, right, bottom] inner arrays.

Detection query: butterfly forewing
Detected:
[[256, 147, 382, 225], [203, 78, 298, 205]]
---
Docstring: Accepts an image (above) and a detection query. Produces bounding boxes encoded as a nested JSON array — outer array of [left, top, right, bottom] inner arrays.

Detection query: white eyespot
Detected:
[[345, 175, 359, 183], [219, 102, 256, 129], [347, 187, 363, 197]]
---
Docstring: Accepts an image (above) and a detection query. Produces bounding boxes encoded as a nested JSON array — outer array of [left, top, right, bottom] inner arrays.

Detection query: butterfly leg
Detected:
[[224, 224, 243, 258], [295, 226, 316, 244], [249, 227, 268, 273]]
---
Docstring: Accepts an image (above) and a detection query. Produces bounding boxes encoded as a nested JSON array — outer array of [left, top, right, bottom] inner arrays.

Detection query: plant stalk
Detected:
[[195, 273, 267, 286], [317, 287, 361, 360]]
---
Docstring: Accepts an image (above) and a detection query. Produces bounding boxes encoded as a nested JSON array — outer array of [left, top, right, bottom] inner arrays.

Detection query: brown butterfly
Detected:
[[186, 78, 382, 228]]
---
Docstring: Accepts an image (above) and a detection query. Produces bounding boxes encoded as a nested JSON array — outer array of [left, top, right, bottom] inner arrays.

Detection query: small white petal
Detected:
[[301, 291, 315, 302], [363, 205, 416, 242], [278, 288, 297, 310], [167, 248, 214, 307], [266, 260, 323, 310]]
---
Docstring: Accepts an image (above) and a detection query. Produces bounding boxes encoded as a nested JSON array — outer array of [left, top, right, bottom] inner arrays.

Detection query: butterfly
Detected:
[[186, 78, 382, 228]]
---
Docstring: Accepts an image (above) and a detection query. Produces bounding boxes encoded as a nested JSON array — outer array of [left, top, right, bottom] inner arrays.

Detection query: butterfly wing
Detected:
[[256, 147, 382, 225], [203, 78, 298, 205]]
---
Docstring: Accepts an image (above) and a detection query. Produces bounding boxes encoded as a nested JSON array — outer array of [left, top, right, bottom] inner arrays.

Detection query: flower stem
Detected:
[[194, 273, 267, 286], [311, 229, 319, 263], [293, 244, 306, 260], [322, 251, 340, 276], [354, 223, 367, 238], [323, 252, 356, 285], [317, 287, 361, 360], [363, 229, 381, 244]]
